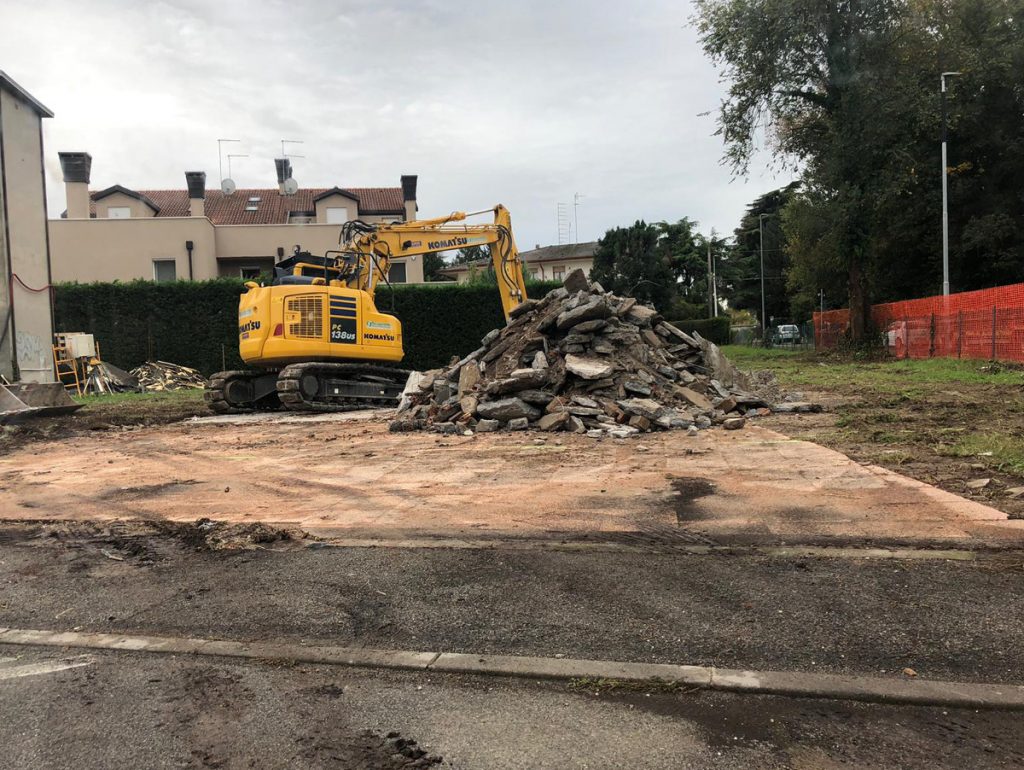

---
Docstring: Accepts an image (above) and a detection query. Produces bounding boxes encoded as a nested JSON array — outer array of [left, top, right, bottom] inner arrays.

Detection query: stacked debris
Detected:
[[130, 361, 207, 391], [391, 269, 782, 437], [85, 361, 142, 394]]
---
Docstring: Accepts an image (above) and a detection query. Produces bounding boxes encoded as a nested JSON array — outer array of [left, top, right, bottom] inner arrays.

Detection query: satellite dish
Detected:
[[221, 178, 236, 195], [282, 177, 298, 195]]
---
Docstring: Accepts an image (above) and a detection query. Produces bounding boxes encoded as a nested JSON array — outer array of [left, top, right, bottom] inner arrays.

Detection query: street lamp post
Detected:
[[941, 71, 960, 297], [759, 213, 768, 338]]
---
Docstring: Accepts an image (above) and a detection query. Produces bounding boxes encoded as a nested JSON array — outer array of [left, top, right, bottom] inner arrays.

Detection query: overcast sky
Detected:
[[3, 0, 793, 249]]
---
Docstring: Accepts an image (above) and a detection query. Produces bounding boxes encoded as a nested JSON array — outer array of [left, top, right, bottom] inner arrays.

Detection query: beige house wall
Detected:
[[443, 256, 593, 284], [49, 217, 217, 282], [50, 218, 425, 284], [93, 191, 157, 219], [0, 87, 54, 382], [313, 193, 358, 223]]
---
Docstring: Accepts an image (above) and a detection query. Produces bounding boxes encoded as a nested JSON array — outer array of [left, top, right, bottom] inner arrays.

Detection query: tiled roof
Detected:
[[439, 242, 598, 274], [519, 242, 598, 263], [87, 186, 405, 224]]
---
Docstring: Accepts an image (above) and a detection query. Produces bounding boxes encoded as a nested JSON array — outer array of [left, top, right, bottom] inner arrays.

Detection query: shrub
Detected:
[[54, 279, 562, 375]]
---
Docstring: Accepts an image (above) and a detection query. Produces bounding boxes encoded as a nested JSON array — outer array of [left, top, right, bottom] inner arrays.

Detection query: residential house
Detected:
[[49, 155, 423, 283], [439, 241, 597, 283], [0, 71, 56, 382]]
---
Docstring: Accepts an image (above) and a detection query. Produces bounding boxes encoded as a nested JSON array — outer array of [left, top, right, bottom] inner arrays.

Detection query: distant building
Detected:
[[0, 71, 56, 383], [439, 241, 597, 283], [49, 155, 423, 283]]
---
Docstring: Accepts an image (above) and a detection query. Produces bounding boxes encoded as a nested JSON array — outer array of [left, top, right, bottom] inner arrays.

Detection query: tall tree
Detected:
[[721, 184, 800, 324], [696, 0, 926, 339], [591, 221, 678, 311]]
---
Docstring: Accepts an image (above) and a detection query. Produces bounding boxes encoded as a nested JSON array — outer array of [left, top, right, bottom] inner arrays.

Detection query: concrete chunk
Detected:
[[476, 398, 541, 422], [562, 268, 590, 294], [556, 298, 613, 331], [565, 354, 615, 380]]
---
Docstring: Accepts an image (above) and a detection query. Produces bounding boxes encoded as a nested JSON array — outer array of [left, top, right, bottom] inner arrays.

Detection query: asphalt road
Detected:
[[1, 524, 1022, 683], [3, 646, 1022, 769]]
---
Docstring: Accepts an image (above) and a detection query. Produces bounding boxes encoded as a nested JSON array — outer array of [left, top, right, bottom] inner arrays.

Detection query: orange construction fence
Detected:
[[814, 282, 1024, 362]]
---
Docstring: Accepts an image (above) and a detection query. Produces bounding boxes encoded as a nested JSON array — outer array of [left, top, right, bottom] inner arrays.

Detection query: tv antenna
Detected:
[[217, 138, 241, 190], [556, 203, 571, 245], [573, 192, 585, 243], [281, 139, 305, 160], [227, 154, 248, 178], [282, 178, 299, 195]]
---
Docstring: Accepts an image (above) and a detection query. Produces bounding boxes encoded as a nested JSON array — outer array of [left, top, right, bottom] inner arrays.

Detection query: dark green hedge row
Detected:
[[664, 317, 731, 345], [53, 279, 562, 375]]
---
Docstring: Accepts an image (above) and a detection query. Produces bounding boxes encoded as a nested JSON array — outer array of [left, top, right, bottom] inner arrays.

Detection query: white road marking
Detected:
[[0, 656, 93, 681]]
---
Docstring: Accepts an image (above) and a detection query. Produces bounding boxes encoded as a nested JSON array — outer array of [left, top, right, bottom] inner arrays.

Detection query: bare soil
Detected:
[[761, 384, 1024, 519]]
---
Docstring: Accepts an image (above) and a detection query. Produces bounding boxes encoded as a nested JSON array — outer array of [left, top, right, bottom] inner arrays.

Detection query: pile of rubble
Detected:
[[391, 269, 800, 438], [130, 361, 207, 391]]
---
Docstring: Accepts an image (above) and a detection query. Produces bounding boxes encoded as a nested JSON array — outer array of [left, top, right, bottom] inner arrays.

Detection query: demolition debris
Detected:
[[392, 269, 804, 437], [130, 361, 207, 391]]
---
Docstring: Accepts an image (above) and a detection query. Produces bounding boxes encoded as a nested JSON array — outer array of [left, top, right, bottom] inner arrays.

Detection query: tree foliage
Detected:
[[696, 0, 1024, 338], [720, 183, 800, 324], [591, 219, 717, 315]]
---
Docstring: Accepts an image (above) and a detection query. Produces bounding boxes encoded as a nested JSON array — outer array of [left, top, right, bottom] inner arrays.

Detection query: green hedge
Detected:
[[664, 317, 731, 345], [53, 279, 562, 375]]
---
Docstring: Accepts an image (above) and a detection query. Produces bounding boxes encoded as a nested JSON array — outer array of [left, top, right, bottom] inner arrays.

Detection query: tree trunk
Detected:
[[847, 260, 869, 342]]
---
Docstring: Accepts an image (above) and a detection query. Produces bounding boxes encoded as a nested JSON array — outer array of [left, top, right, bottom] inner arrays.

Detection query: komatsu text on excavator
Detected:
[[204, 205, 528, 413]]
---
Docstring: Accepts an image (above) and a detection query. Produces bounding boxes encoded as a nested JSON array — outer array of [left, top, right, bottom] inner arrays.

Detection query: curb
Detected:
[[1, 627, 1022, 711]]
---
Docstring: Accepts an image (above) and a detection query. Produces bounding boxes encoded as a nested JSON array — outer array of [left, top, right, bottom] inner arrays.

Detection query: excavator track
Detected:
[[276, 362, 410, 412], [204, 370, 265, 414]]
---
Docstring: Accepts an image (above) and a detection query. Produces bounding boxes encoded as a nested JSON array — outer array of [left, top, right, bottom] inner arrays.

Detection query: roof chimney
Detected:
[[185, 171, 206, 217], [58, 151, 92, 219], [274, 158, 293, 194], [400, 174, 417, 221]]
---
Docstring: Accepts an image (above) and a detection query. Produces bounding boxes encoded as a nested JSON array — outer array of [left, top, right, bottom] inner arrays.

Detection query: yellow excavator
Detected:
[[204, 205, 529, 413]]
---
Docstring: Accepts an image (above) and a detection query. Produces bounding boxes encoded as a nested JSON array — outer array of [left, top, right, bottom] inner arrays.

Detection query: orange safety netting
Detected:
[[813, 282, 1024, 362]]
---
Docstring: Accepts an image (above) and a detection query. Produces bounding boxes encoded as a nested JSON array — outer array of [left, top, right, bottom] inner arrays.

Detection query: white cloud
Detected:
[[4, 0, 794, 245]]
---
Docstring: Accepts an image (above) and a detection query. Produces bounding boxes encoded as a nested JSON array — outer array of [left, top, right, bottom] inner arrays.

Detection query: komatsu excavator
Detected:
[[204, 205, 529, 413]]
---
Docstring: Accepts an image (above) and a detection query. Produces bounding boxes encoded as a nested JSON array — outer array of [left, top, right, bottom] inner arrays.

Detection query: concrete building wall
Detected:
[[50, 219, 425, 284], [0, 85, 54, 382], [92, 191, 157, 219], [49, 218, 217, 282]]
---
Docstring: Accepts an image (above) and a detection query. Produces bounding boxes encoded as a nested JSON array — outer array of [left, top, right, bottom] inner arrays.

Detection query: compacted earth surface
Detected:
[[2, 366, 1024, 768], [727, 347, 1024, 519]]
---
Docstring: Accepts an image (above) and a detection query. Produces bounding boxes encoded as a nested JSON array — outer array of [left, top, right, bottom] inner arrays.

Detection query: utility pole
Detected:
[[759, 213, 768, 338], [573, 193, 584, 244], [941, 71, 960, 297], [820, 289, 825, 315], [708, 236, 716, 317]]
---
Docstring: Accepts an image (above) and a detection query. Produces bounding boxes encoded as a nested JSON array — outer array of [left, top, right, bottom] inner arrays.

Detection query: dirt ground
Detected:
[[761, 383, 1024, 519], [1, 410, 1022, 548], [722, 348, 1024, 520], [0, 389, 206, 453]]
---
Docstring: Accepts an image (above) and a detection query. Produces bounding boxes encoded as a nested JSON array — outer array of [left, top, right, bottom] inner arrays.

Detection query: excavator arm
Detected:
[[335, 204, 529, 320]]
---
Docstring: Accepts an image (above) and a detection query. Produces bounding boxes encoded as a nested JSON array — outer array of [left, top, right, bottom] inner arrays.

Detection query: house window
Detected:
[[288, 213, 314, 224], [239, 267, 261, 280], [108, 206, 131, 219], [552, 266, 565, 280], [326, 207, 349, 224], [153, 259, 176, 282], [528, 268, 540, 279], [388, 262, 407, 283]]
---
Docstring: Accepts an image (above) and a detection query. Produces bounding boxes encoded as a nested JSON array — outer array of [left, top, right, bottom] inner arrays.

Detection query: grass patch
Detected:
[[72, 389, 204, 406], [936, 433, 1024, 476], [722, 346, 1024, 393]]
